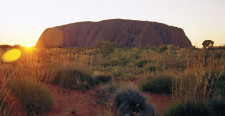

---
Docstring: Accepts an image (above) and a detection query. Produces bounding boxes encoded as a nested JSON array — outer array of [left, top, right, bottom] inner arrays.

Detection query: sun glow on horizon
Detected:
[[23, 44, 35, 53], [25, 44, 32, 48]]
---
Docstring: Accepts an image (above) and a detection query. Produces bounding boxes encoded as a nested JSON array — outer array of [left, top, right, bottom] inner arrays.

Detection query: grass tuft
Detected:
[[114, 86, 155, 116], [140, 74, 174, 94], [51, 69, 95, 90], [93, 71, 112, 85], [208, 97, 225, 116], [7, 78, 54, 115], [164, 101, 215, 116]]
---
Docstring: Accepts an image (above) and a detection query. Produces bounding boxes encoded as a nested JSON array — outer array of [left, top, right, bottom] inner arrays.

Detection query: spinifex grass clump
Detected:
[[136, 60, 148, 68], [208, 97, 225, 116], [0, 88, 15, 116], [114, 87, 155, 116], [95, 83, 119, 105], [172, 70, 225, 102], [140, 74, 175, 94], [51, 69, 95, 90], [7, 78, 54, 115], [164, 101, 215, 116], [93, 71, 112, 85], [95, 40, 114, 56], [209, 72, 225, 97]]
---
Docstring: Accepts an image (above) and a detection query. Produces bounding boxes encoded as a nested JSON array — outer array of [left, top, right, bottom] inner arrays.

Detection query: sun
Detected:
[[26, 44, 32, 48], [24, 44, 34, 52]]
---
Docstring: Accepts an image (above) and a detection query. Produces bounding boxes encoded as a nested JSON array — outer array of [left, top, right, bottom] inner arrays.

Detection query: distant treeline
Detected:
[[207, 45, 225, 50], [0, 44, 21, 49]]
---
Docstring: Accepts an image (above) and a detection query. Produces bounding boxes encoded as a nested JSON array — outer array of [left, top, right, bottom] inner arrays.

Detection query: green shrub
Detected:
[[95, 40, 114, 55], [147, 66, 157, 72], [158, 45, 168, 53], [112, 56, 131, 66], [164, 101, 215, 116], [111, 66, 125, 77], [209, 97, 225, 116], [51, 69, 95, 90], [140, 74, 174, 94], [136, 60, 148, 67], [144, 64, 164, 72], [0, 89, 14, 116], [114, 87, 155, 116], [95, 83, 118, 105], [210, 73, 225, 97], [93, 71, 112, 85], [7, 78, 54, 115]]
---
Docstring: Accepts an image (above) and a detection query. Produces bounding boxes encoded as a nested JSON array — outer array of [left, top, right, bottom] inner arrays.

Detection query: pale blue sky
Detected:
[[0, 0, 225, 47]]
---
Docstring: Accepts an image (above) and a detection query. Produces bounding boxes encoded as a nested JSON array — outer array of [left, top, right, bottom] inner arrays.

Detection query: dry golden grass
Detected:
[[0, 46, 224, 115]]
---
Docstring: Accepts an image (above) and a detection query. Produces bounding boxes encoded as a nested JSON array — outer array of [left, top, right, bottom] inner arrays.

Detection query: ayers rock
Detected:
[[36, 19, 192, 48]]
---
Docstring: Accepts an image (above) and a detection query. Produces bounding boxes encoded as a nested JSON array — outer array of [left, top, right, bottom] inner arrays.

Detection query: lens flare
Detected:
[[2, 49, 21, 62]]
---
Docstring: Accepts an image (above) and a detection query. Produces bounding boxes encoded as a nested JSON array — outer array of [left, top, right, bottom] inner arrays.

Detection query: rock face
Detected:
[[36, 19, 192, 48]]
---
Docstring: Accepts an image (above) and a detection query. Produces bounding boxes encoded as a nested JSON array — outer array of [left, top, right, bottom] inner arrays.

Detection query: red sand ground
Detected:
[[41, 76, 173, 116], [41, 84, 98, 116]]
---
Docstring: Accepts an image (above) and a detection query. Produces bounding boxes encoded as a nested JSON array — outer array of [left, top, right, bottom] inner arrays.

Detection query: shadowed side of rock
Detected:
[[36, 19, 192, 48]]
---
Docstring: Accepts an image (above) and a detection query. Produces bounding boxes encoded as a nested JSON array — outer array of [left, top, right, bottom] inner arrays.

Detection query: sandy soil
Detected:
[[145, 93, 172, 116], [41, 84, 99, 116], [41, 76, 173, 116], [131, 75, 173, 116]]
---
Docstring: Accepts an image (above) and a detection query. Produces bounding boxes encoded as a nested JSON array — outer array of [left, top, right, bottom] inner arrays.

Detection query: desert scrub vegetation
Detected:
[[51, 69, 112, 90], [0, 66, 27, 116], [0, 87, 24, 116], [208, 97, 225, 116], [114, 86, 155, 116], [140, 74, 175, 94], [93, 71, 112, 85], [172, 70, 225, 102], [95, 83, 119, 105], [209, 72, 225, 97], [94, 40, 114, 56], [164, 97, 225, 116], [95, 83, 119, 116], [51, 69, 95, 90], [0, 44, 224, 115], [0, 90, 13, 116], [164, 101, 215, 116], [7, 78, 54, 115]]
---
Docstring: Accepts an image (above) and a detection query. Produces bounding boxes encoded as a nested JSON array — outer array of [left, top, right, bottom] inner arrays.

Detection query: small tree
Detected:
[[202, 40, 214, 49], [95, 40, 114, 55]]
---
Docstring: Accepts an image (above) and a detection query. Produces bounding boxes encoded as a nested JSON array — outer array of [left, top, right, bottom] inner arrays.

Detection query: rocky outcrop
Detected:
[[36, 19, 192, 48]]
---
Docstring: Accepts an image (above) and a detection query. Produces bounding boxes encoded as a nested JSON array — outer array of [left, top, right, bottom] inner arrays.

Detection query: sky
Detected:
[[0, 0, 225, 47]]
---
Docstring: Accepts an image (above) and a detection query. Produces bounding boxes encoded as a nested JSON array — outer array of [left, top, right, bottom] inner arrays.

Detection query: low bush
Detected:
[[51, 69, 95, 90], [140, 74, 174, 94], [95, 83, 118, 105], [164, 101, 215, 116], [114, 87, 155, 116], [112, 56, 131, 66], [210, 72, 225, 97], [209, 97, 225, 116], [93, 71, 112, 85], [7, 78, 54, 115], [147, 66, 156, 72], [136, 60, 148, 67], [0, 88, 26, 116], [158, 45, 168, 53], [0, 89, 14, 116], [95, 40, 114, 55]]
